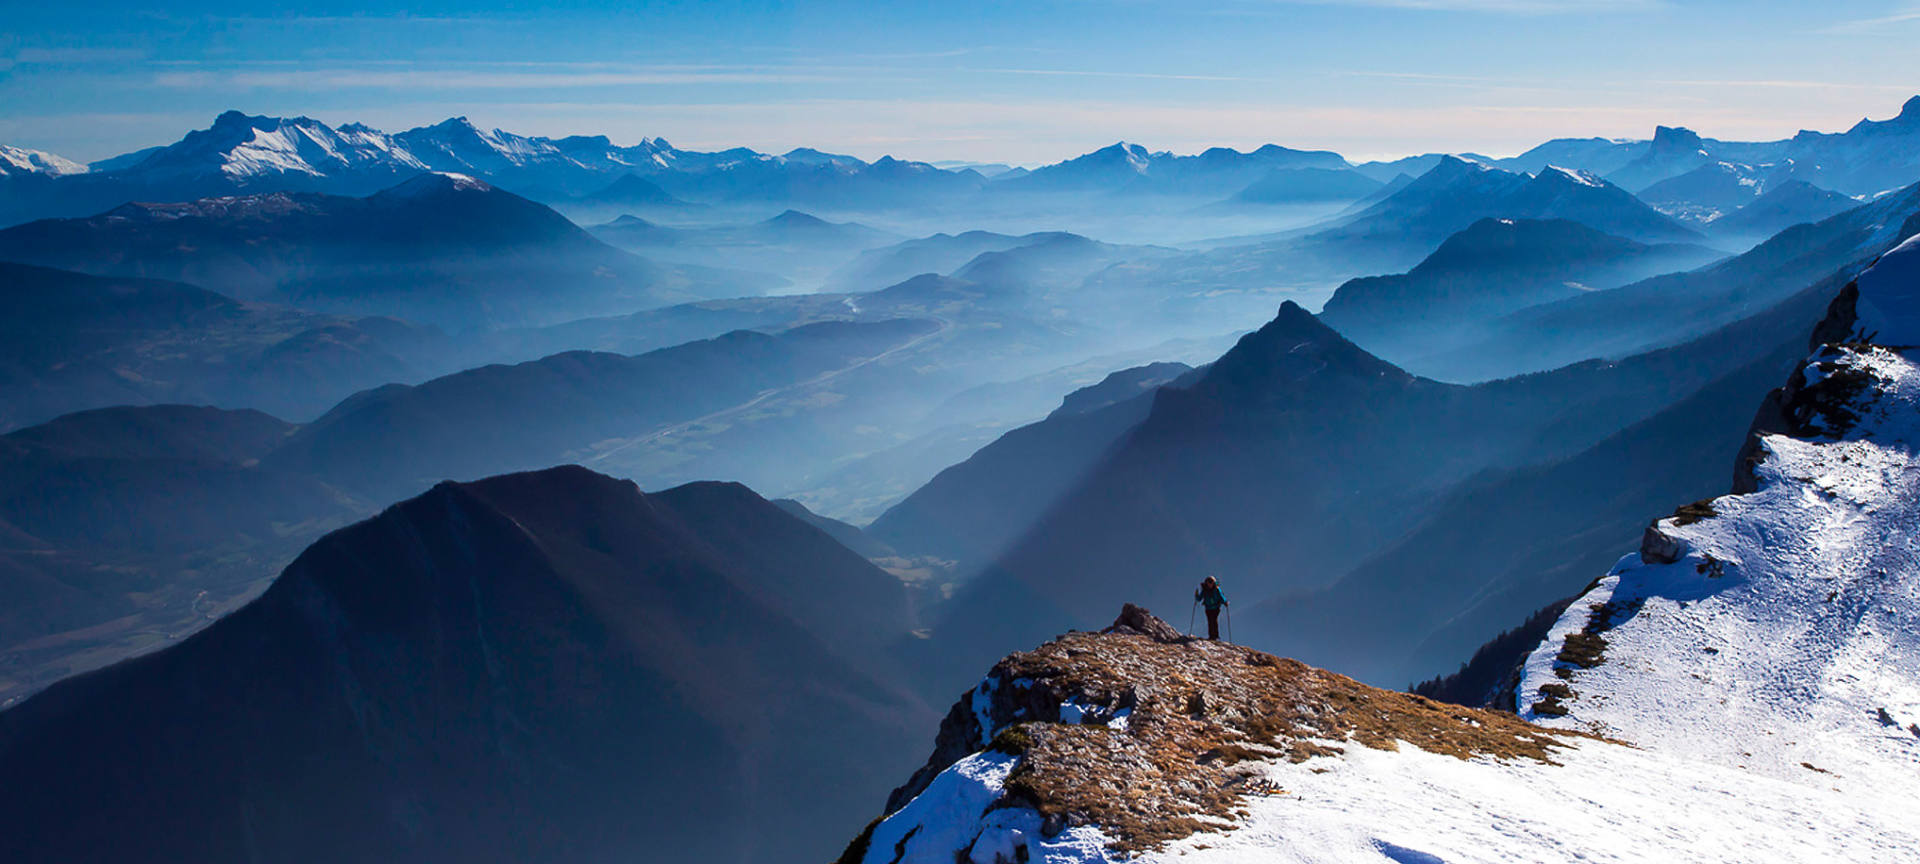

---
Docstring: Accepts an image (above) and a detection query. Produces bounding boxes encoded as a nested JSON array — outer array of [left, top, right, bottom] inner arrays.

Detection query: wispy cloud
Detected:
[[149, 65, 849, 91], [980, 68, 1251, 82], [1818, 6, 1920, 34], [1261, 0, 1659, 12], [1649, 78, 1918, 92], [0, 46, 147, 72]]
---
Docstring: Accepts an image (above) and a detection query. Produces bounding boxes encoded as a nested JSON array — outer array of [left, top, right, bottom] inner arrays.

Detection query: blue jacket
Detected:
[[1196, 582, 1227, 610]]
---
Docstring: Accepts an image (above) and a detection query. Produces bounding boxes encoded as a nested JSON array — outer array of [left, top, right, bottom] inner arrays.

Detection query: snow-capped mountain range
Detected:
[[82, 110, 721, 193], [0, 110, 982, 223], [5, 95, 1920, 226]]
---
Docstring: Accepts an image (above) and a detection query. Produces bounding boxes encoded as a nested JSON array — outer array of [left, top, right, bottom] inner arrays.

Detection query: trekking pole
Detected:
[[1226, 606, 1233, 644], [1187, 601, 1197, 637]]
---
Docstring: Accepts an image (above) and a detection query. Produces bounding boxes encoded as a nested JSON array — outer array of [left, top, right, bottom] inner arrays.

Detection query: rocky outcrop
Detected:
[[854, 606, 1575, 862], [1733, 260, 1878, 493], [1100, 602, 1190, 643]]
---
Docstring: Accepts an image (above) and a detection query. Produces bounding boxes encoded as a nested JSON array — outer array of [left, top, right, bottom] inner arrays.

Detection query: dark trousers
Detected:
[[1205, 607, 1220, 640]]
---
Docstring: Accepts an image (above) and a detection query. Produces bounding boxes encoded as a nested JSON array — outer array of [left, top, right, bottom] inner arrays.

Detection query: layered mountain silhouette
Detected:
[[1002, 142, 1351, 198], [589, 209, 901, 291], [827, 230, 1049, 292], [1418, 181, 1920, 380], [1259, 276, 1840, 686], [1230, 166, 1383, 204], [1711, 179, 1860, 239], [897, 273, 1861, 686], [0, 404, 365, 703], [1079, 157, 1706, 326], [1319, 217, 1721, 368], [0, 262, 454, 429], [267, 319, 940, 503], [0, 465, 933, 864], [0, 174, 767, 331], [1491, 136, 1642, 177], [1321, 158, 1700, 248], [575, 173, 691, 209], [868, 361, 1199, 567]]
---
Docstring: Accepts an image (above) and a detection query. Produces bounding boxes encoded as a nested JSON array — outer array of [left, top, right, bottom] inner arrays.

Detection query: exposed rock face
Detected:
[[1100, 602, 1190, 643], [853, 606, 1572, 862], [1732, 225, 1914, 493], [1640, 522, 1687, 565]]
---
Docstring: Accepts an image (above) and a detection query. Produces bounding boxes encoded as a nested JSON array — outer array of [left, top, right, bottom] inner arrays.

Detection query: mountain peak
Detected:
[[0, 144, 88, 177], [1531, 164, 1606, 188], [1897, 95, 1920, 124], [765, 208, 830, 227], [1421, 154, 1493, 183], [374, 171, 494, 199], [1648, 125, 1706, 153], [210, 109, 263, 130], [1197, 301, 1413, 398]]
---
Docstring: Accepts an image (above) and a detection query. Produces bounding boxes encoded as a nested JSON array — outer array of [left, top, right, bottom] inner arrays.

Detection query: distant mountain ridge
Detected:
[[0, 144, 87, 177], [0, 173, 767, 331], [0, 262, 453, 430], [10, 94, 1920, 228]]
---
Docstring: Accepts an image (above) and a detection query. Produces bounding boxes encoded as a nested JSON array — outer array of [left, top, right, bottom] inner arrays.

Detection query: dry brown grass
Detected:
[[975, 624, 1582, 854]]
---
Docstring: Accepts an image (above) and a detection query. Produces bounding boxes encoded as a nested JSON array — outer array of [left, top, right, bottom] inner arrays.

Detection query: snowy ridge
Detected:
[[81, 110, 955, 195], [1504, 231, 1920, 819], [1536, 164, 1602, 187], [0, 144, 88, 176]]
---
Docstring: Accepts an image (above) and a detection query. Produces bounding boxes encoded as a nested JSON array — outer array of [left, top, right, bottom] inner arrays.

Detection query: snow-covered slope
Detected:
[[0, 144, 88, 176], [845, 605, 1916, 863], [124, 111, 426, 183], [1519, 232, 1920, 790]]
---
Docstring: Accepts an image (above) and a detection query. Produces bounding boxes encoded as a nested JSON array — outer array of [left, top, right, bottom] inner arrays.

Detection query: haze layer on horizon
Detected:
[[5, 0, 1920, 165]]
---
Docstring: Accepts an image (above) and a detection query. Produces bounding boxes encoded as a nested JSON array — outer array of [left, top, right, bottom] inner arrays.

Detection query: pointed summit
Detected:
[[430, 115, 481, 133], [1530, 164, 1606, 188], [1197, 301, 1413, 399], [764, 208, 830, 228]]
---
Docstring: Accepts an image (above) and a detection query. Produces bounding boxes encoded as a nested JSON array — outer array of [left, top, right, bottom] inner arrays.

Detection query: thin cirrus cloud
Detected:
[[1266, 0, 1659, 11], [149, 65, 852, 90], [1818, 7, 1920, 34]]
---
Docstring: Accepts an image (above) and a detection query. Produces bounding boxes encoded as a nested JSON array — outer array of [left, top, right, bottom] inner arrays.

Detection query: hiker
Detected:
[[1195, 576, 1229, 640]]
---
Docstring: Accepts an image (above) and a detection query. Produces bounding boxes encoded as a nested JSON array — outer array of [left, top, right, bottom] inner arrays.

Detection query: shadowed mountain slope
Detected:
[[0, 466, 933, 864], [0, 262, 452, 429]]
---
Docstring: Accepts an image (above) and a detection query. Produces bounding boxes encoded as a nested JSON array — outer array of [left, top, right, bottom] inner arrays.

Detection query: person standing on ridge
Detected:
[[1195, 576, 1229, 640]]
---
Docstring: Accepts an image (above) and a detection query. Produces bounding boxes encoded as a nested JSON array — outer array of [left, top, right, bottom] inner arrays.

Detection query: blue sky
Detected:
[[3, 0, 1918, 165]]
